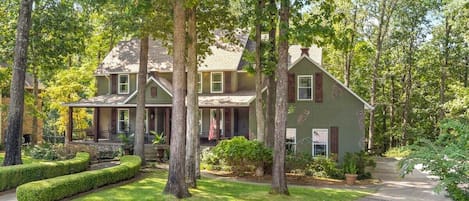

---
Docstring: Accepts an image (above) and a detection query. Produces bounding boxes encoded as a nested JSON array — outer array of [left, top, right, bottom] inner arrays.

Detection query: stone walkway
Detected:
[[358, 157, 450, 201]]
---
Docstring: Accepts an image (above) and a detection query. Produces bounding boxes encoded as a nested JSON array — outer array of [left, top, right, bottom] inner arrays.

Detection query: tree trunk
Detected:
[[185, 6, 199, 188], [163, 0, 190, 198], [32, 67, 39, 144], [264, 0, 277, 149], [271, 0, 289, 195], [403, 34, 415, 146], [134, 35, 148, 166], [344, 5, 357, 88], [255, 0, 265, 143], [439, 16, 450, 122], [4, 0, 33, 166], [389, 75, 395, 148]]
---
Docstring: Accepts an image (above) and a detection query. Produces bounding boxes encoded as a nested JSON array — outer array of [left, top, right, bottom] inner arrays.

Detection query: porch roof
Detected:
[[65, 94, 129, 107], [198, 90, 255, 107]]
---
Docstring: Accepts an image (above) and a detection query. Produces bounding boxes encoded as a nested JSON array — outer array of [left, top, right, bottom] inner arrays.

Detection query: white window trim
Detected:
[[286, 128, 297, 153], [297, 75, 313, 101], [198, 72, 203, 93], [312, 128, 329, 157], [210, 72, 224, 93], [118, 74, 130, 94], [117, 109, 129, 133]]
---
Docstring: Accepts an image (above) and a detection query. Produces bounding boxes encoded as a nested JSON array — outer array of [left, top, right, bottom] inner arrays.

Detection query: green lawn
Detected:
[[75, 170, 370, 201], [0, 152, 36, 165]]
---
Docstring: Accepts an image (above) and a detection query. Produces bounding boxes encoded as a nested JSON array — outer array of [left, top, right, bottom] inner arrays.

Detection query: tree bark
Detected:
[[163, 0, 190, 198], [271, 0, 289, 195], [255, 0, 265, 143], [4, 0, 33, 166], [32, 67, 39, 144], [344, 5, 358, 88], [264, 0, 277, 149], [389, 74, 395, 147], [185, 6, 199, 188], [134, 35, 148, 166], [403, 31, 415, 146], [439, 16, 450, 122]]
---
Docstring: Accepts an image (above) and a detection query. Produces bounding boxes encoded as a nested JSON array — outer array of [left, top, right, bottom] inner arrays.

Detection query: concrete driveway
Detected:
[[359, 157, 451, 201]]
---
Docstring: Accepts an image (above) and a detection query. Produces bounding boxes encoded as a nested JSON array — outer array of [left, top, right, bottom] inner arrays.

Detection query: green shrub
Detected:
[[211, 137, 272, 174], [17, 155, 141, 201], [26, 144, 98, 161], [343, 152, 376, 180], [384, 146, 411, 158], [285, 153, 315, 173], [305, 156, 344, 179], [201, 147, 220, 165], [0, 152, 89, 191]]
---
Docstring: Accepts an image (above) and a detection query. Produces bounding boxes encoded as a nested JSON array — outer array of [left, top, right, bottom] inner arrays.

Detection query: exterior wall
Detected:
[[98, 108, 112, 139], [96, 76, 109, 95], [129, 74, 137, 93], [237, 72, 255, 91], [288, 59, 365, 161], [127, 81, 172, 104], [201, 72, 210, 94]]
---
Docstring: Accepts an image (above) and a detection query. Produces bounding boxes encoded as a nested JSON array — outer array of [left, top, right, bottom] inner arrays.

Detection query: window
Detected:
[[286, 128, 296, 153], [198, 72, 202, 93], [297, 75, 313, 100], [312, 129, 328, 157], [118, 74, 129, 94], [117, 109, 129, 132], [210, 72, 223, 93]]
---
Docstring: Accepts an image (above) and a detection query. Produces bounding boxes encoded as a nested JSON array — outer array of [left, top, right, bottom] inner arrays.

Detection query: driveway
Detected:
[[359, 157, 451, 201]]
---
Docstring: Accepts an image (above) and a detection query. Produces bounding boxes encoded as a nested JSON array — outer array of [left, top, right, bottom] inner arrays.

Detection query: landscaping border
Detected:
[[0, 152, 90, 191], [16, 155, 141, 201]]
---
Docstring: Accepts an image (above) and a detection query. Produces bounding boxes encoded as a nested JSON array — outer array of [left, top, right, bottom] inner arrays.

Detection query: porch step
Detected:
[[143, 144, 169, 161]]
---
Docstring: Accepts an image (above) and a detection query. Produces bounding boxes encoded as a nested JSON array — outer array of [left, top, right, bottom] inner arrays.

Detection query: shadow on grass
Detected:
[[74, 170, 369, 201]]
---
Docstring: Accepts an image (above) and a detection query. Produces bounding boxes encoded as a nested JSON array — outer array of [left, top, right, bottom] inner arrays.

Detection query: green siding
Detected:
[[129, 74, 137, 93], [127, 81, 172, 104], [96, 76, 109, 95], [237, 72, 255, 91]]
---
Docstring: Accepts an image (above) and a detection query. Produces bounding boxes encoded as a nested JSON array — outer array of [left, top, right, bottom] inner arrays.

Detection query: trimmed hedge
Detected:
[[17, 155, 141, 201], [0, 152, 90, 191]]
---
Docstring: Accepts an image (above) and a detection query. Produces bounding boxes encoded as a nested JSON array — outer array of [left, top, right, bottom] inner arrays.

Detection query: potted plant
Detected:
[[118, 133, 134, 155], [344, 159, 358, 185], [150, 131, 166, 161]]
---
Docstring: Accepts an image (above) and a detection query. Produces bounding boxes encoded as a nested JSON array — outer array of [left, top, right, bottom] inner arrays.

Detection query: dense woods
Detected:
[[0, 0, 467, 198]]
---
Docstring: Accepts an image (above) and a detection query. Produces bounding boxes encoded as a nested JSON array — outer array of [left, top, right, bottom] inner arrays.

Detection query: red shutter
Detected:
[[111, 108, 117, 135], [288, 73, 296, 103], [111, 74, 117, 94], [224, 109, 231, 138], [151, 87, 157, 97], [224, 72, 231, 93], [315, 72, 323, 103], [330, 126, 339, 157]]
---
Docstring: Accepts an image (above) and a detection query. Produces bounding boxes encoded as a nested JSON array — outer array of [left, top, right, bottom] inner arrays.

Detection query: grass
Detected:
[[0, 152, 37, 165], [75, 170, 370, 201], [384, 146, 412, 158]]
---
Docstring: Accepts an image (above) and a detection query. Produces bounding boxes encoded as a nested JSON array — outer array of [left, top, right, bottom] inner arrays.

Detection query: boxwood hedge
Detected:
[[0, 152, 90, 191], [17, 155, 141, 201]]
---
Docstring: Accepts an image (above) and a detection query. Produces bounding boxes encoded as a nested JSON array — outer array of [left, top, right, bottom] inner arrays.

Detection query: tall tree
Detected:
[[185, 4, 199, 188], [255, 0, 266, 143], [134, 35, 148, 165], [3, 0, 33, 166], [163, 0, 191, 198], [264, 0, 277, 148], [271, 0, 289, 195]]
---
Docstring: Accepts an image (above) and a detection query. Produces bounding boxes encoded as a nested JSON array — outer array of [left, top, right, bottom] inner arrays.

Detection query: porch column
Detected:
[[66, 107, 73, 144], [215, 108, 220, 140], [164, 107, 170, 145], [93, 107, 99, 142]]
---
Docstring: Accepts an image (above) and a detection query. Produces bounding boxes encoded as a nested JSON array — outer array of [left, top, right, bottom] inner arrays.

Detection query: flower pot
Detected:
[[345, 174, 358, 185]]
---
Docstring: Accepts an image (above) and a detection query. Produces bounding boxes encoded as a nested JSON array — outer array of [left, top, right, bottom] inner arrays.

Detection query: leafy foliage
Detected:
[[25, 143, 98, 161], [209, 137, 272, 174], [384, 146, 412, 158], [16, 155, 141, 201], [399, 119, 469, 200], [305, 156, 344, 179], [285, 153, 315, 173], [343, 152, 376, 180]]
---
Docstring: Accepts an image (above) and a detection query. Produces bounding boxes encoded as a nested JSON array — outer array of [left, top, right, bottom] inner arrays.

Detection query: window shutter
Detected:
[[224, 109, 231, 138], [224, 72, 231, 93], [151, 87, 157, 97], [330, 126, 339, 157], [111, 108, 117, 135], [288, 73, 296, 103], [111, 74, 117, 94], [315, 72, 323, 103]]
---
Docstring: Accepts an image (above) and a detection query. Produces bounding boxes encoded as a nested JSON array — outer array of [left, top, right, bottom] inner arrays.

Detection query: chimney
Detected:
[[300, 47, 310, 57]]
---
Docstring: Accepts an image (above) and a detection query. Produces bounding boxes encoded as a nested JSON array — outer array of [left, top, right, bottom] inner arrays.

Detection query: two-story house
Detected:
[[65, 33, 372, 161]]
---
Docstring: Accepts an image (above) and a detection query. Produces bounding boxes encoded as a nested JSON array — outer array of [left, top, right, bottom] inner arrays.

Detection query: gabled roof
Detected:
[[289, 55, 373, 110], [123, 76, 173, 103], [96, 31, 249, 75]]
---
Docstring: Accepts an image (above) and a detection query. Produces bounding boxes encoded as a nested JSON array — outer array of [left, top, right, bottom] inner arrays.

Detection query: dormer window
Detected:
[[210, 72, 223, 93], [118, 74, 129, 94]]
